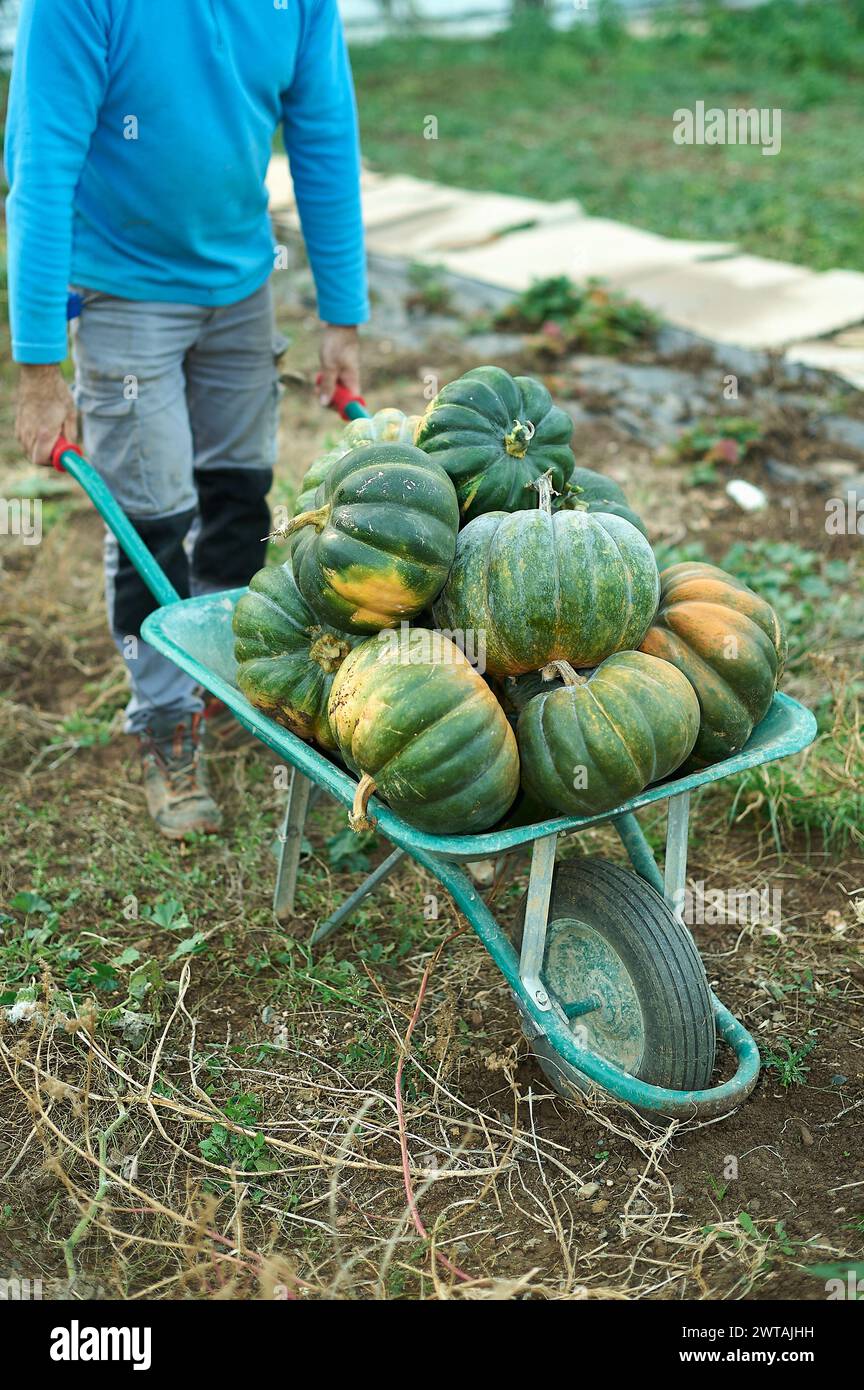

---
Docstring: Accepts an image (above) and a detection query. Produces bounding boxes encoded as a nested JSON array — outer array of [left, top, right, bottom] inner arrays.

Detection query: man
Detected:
[[6, 0, 367, 839]]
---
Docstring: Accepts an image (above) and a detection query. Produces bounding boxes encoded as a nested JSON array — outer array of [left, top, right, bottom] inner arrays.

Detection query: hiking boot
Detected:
[[201, 693, 254, 747], [139, 712, 222, 840]]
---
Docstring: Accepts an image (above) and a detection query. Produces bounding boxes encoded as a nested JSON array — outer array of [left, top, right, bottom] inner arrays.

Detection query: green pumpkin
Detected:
[[433, 475, 659, 677], [414, 365, 575, 522], [328, 628, 520, 834], [281, 442, 460, 635], [341, 406, 419, 449], [232, 563, 359, 749], [517, 653, 700, 817], [293, 409, 421, 516], [640, 562, 786, 768], [294, 447, 342, 516], [557, 465, 648, 538], [496, 669, 562, 725]]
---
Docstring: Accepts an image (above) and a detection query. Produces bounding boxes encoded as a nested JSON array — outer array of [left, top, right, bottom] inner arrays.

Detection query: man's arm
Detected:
[[281, 0, 368, 402], [6, 0, 108, 461]]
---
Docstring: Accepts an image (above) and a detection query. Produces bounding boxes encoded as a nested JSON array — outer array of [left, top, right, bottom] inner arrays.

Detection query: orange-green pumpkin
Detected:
[[432, 475, 659, 677], [294, 408, 421, 515], [517, 653, 700, 817], [415, 365, 575, 522], [328, 629, 520, 834], [639, 562, 786, 768], [281, 443, 459, 635], [232, 563, 359, 749]]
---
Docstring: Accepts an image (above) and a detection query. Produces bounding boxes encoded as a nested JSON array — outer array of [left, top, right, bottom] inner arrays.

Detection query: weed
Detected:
[[763, 1034, 818, 1087], [496, 276, 657, 355]]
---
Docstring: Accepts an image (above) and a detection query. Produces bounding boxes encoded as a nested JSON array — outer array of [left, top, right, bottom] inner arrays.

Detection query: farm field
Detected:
[[351, 1, 864, 272], [1, 281, 862, 1299]]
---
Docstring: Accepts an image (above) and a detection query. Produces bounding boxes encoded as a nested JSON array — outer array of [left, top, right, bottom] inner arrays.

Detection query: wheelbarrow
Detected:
[[51, 406, 817, 1120]]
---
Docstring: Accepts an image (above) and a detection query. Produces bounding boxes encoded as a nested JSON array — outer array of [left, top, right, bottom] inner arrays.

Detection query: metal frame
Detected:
[[58, 444, 819, 1120]]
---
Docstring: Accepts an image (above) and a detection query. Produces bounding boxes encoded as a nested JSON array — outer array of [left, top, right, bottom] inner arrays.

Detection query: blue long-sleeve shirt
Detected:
[[5, 0, 369, 363]]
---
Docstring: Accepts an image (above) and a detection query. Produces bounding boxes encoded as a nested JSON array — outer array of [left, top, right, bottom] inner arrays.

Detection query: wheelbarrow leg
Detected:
[[613, 812, 664, 894], [664, 791, 690, 921], [310, 848, 405, 948], [272, 768, 313, 920], [518, 833, 557, 1013], [613, 798, 690, 918]]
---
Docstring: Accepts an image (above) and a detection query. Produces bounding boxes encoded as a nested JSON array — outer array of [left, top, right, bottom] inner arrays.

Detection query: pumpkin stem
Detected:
[[550, 660, 586, 686], [270, 502, 330, 542], [504, 418, 535, 459], [349, 772, 377, 832], [527, 470, 557, 515], [309, 632, 352, 673], [565, 484, 590, 514]]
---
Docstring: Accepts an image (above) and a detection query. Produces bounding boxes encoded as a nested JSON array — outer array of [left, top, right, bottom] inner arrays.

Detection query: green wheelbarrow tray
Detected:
[[54, 439, 818, 1120]]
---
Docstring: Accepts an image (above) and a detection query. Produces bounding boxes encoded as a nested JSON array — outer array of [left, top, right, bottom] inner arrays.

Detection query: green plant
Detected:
[[414, 365, 574, 521], [326, 826, 376, 873], [199, 1086, 280, 1204], [668, 417, 763, 466], [763, 1034, 818, 1087], [495, 276, 658, 356], [406, 262, 452, 315]]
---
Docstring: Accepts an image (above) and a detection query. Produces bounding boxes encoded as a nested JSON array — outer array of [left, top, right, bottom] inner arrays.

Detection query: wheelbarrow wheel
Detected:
[[512, 857, 715, 1097]]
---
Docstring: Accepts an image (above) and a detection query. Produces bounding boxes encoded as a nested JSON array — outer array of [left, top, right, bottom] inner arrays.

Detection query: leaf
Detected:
[[129, 958, 165, 1002], [10, 892, 52, 915], [151, 896, 190, 932], [111, 947, 141, 968], [737, 1211, 759, 1237], [168, 932, 207, 963], [801, 1260, 862, 1282]]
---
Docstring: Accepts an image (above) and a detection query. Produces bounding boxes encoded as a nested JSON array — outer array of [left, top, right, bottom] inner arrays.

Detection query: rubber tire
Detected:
[[513, 857, 716, 1094]]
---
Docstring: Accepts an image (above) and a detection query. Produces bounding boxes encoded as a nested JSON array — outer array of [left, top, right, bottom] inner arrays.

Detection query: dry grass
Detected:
[[1, 307, 862, 1301]]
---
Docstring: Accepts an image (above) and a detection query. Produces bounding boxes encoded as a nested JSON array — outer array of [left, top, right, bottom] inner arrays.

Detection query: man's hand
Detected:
[[318, 324, 361, 407], [16, 363, 77, 467]]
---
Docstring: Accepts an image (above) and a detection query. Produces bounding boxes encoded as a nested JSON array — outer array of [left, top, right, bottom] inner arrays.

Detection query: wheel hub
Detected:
[[544, 917, 645, 1074]]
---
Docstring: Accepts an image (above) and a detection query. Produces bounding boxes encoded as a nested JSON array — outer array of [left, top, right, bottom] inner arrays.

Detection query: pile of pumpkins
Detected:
[[232, 366, 786, 836]]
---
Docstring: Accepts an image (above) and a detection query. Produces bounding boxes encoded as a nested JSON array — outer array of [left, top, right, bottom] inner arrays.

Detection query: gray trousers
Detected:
[[72, 280, 286, 734]]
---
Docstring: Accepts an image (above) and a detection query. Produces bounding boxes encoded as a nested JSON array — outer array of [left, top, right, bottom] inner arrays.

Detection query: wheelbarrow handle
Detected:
[[50, 435, 181, 609], [315, 374, 370, 422]]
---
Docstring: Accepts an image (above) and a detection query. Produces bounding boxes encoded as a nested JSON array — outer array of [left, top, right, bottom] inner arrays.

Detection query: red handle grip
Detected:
[[51, 435, 84, 472], [315, 373, 366, 420]]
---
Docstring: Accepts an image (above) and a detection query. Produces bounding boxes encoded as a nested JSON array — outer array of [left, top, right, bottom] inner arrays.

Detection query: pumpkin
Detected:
[[293, 409, 421, 517], [414, 365, 575, 521], [432, 474, 660, 677], [557, 465, 648, 538], [517, 653, 700, 817], [341, 406, 419, 450], [279, 442, 460, 634], [328, 628, 520, 834], [640, 561, 786, 768], [294, 446, 342, 516], [232, 562, 359, 749]]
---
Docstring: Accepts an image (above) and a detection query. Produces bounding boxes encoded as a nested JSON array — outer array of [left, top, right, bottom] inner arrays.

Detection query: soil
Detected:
[[0, 285, 861, 1302]]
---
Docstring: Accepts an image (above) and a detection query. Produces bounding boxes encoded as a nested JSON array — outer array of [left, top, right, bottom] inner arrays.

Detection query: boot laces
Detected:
[[142, 714, 205, 800]]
